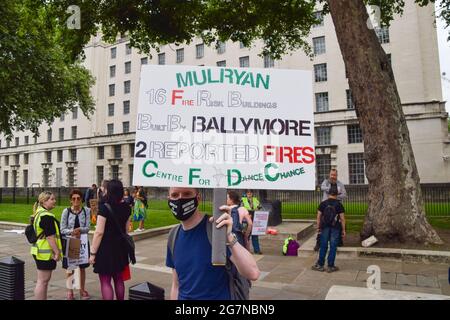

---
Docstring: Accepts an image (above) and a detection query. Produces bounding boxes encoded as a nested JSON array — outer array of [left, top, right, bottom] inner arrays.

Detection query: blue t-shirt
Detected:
[[166, 216, 231, 300]]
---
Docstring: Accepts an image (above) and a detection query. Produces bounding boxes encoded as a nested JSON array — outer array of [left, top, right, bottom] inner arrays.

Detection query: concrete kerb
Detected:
[[0, 221, 178, 242]]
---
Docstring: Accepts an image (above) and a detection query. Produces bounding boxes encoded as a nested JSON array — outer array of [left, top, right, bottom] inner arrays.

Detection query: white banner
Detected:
[[133, 65, 315, 190], [251, 211, 270, 236], [65, 234, 89, 270]]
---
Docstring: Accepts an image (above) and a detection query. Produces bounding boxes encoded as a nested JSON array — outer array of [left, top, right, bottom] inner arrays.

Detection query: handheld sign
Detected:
[[251, 211, 270, 236], [133, 65, 315, 190]]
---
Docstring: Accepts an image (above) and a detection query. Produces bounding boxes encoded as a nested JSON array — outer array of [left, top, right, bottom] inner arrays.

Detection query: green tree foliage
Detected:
[[0, 0, 94, 138]]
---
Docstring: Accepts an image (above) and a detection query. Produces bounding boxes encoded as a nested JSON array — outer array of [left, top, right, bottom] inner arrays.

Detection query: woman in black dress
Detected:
[[89, 180, 131, 300]]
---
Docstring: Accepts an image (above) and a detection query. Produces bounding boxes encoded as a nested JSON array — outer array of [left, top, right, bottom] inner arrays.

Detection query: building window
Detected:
[[125, 43, 132, 55], [113, 145, 122, 159], [110, 65, 116, 78], [15, 154, 19, 165], [6, 140, 10, 148], [97, 166, 104, 186], [71, 126, 77, 139], [108, 103, 114, 116], [125, 61, 131, 74], [216, 60, 226, 67], [217, 41, 226, 54], [23, 170, 28, 187], [141, 57, 148, 65], [109, 84, 115, 96], [3, 171, 8, 187], [23, 136, 28, 145], [67, 167, 75, 187], [264, 54, 274, 68], [314, 63, 327, 82], [57, 150, 62, 162], [15, 137, 19, 147], [129, 164, 134, 187], [55, 168, 62, 187], [196, 44, 204, 59], [123, 100, 130, 114], [98, 146, 104, 159], [239, 41, 246, 49], [315, 92, 329, 112], [124, 80, 131, 94], [316, 127, 331, 145], [346, 89, 355, 109], [72, 107, 78, 119], [313, 11, 324, 27], [47, 129, 52, 142], [129, 143, 135, 158], [158, 53, 165, 65], [313, 36, 326, 55], [24, 153, 29, 165], [5, 155, 9, 166], [111, 165, 119, 180], [239, 56, 250, 68], [176, 48, 184, 63], [348, 153, 365, 184], [59, 128, 64, 141], [43, 169, 49, 187], [375, 26, 389, 44], [107, 123, 114, 135], [12, 170, 17, 187], [70, 149, 77, 161], [123, 121, 130, 133], [34, 136, 37, 144], [111, 47, 117, 59], [60, 113, 65, 121], [316, 154, 331, 185], [46, 151, 52, 163], [347, 124, 363, 144]]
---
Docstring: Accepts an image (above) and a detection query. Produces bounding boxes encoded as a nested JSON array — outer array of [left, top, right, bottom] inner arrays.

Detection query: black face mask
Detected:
[[168, 196, 199, 221]]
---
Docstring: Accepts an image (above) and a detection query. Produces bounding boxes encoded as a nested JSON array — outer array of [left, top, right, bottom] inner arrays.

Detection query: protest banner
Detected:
[[133, 65, 315, 190], [65, 234, 89, 270], [251, 211, 270, 236]]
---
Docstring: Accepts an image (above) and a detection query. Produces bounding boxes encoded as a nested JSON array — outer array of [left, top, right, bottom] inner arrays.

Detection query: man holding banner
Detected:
[[166, 187, 260, 300], [133, 64, 316, 299]]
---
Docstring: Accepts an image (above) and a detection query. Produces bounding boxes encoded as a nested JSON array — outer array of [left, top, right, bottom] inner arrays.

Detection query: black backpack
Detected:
[[167, 218, 251, 300], [25, 214, 45, 244], [321, 204, 338, 228]]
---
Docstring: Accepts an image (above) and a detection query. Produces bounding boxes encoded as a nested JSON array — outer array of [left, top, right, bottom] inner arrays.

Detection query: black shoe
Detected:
[[311, 264, 325, 272], [327, 266, 339, 273]]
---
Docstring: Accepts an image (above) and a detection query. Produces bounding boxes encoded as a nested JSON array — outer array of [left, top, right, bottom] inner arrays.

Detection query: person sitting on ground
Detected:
[[312, 184, 346, 273]]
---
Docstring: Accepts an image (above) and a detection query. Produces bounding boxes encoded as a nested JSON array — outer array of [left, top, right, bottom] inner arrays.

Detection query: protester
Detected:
[[241, 189, 263, 254], [30, 191, 62, 300], [133, 186, 147, 232], [123, 189, 134, 233], [84, 184, 97, 208], [227, 190, 253, 248], [166, 187, 260, 300], [315, 169, 347, 251], [89, 180, 131, 300], [312, 184, 346, 273], [60, 189, 91, 300]]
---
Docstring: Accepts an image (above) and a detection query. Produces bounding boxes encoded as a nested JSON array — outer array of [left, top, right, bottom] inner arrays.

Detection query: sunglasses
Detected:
[[71, 197, 81, 201]]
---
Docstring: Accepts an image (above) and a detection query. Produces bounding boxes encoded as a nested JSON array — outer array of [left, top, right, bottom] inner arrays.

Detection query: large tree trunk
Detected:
[[327, 0, 442, 244]]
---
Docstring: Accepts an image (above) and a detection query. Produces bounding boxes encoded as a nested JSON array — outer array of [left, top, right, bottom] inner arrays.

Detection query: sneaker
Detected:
[[311, 264, 325, 272], [66, 291, 75, 300], [135, 228, 142, 232], [80, 290, 90, 300], [327, 266, 339, 273]]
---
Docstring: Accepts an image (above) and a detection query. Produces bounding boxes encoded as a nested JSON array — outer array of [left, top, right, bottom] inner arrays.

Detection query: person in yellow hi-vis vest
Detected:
[[30, 191, 63, 300], [242, 190, 263, 255]]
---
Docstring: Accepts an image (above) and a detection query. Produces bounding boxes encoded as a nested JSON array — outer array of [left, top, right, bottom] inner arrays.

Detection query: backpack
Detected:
[[282, 236, 300, 256], [167, 218, 251, 300], [321, 204, 338, 228], [25, 213, 45, 244]]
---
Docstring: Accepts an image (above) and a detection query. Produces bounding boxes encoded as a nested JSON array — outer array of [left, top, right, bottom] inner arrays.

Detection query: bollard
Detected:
[[0, 256, 25, 300], [129, 282, 165, 300]]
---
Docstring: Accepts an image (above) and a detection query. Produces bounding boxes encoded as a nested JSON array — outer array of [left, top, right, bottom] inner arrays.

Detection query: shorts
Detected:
[[33, 255, 57, 271]]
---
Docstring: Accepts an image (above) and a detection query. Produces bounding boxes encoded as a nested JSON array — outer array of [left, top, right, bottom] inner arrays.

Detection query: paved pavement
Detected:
[[0, 230, 449, 300]]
